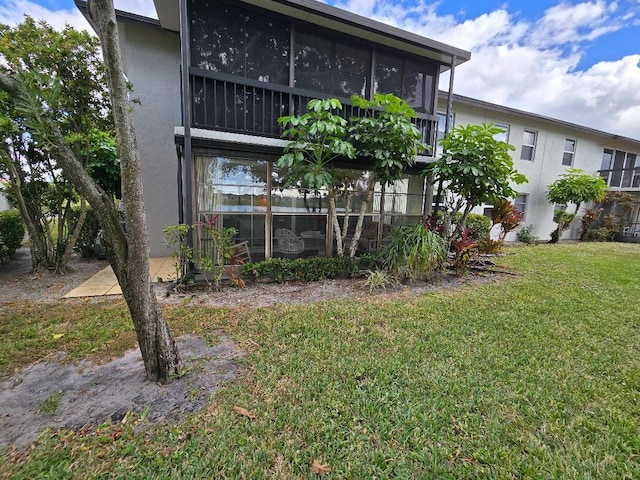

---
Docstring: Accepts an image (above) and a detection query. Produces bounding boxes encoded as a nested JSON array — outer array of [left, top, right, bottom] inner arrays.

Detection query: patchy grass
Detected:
[[36, 391, 64, 415], [2, 243, 639, 478]]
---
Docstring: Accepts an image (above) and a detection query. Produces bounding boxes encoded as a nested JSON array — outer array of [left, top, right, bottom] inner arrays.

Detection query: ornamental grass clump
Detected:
[[381, 223, 447, 282]]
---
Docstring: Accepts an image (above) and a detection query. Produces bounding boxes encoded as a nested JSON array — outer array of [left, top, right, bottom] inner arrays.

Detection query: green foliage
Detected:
[[583, 227, 614, 242], [381, 223, 447, 281], [423, 123, 527, 235], [364, 269, 398, 293], [0, 17, 114, 271], [517, 224, 539, 244], [349, 93, 427, 185], [452, 212, 492, 240], [277, 98, 355, 190], [476, 238, 503, 254], [163, 224, 193, 285], [0, 209, 24, 263], [242, 256, 358, 283], [547, 168, 607, 208], [550, 211, 576, 243], [70, 206, 101, 257]]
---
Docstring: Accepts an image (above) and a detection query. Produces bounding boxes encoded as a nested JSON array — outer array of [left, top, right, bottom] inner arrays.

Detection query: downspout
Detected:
[[179, 0, 194, 241], [433, 54, 457, 218], [176, 144, 184, 225]]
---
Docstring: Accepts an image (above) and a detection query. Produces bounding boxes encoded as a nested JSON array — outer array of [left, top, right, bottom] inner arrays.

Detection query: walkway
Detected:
[[63, 257, 175, 298]]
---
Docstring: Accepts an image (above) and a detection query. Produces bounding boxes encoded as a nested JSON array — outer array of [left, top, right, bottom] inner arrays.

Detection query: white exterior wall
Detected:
[[119, 21, 181, 256], [0, 190, 9, 211], [437, 98, 638, 241]]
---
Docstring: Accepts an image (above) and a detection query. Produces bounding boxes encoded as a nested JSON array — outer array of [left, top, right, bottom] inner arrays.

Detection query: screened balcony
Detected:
[[189, 68, 439, 150]]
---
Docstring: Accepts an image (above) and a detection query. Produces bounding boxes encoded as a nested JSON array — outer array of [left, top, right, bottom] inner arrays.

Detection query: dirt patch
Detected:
[[0, 248, 108, 304], [0, 334, 243, 450]]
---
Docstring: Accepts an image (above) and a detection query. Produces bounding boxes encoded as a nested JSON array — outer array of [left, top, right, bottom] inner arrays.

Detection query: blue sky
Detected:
[[1, 0, 639, 139]]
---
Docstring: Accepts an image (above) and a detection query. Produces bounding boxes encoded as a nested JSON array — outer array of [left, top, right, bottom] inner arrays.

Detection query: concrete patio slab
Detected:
[[63, 257, 175, 298]]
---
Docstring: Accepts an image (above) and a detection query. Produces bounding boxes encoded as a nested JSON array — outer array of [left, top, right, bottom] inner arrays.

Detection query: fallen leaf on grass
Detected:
[[232, 406, 256, 419], [311, 460, 330, 475], [52, 333, 65, 340]]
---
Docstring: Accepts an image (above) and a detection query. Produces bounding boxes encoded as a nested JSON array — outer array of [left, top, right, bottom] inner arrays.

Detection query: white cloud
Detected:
[[0, 0, 91, 31], [333, 0, 640, 139]]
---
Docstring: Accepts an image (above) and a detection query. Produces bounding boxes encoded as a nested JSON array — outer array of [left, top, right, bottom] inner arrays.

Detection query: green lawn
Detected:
[[2, 243, 639, 478]]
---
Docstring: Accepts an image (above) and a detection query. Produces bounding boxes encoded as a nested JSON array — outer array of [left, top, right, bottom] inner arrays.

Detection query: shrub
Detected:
[[491, 199, 523, 241], [243, 256, 358, 283], [476, 238, 503, 254], [0, 209, 25, 263], [382, 223, 447, 282], [516, 224, 538, 244], [452, 212, 492, 240], [364, 269, 397, 293], [583, 227, 613, 242], [71, 206, 101, 257], [451, 229, 477, 275]]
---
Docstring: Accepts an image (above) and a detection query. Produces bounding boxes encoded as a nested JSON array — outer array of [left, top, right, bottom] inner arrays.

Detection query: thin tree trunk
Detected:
[[328, 190, 343, 257], [89, 0, 180, 382], [377, 184, 386, 254], [59, 196, 88, 271], [340, 188, 352, 257], [349, 183, 375, 258]]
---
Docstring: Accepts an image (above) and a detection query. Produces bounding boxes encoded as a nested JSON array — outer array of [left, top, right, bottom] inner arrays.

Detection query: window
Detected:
[[514, 194, 528, 219], [435, 112, 454, 156], [562, 139, 576, 166], [493, 123, 510, 142], [520, 130, 537, 161], [554, 203, 567, 212]]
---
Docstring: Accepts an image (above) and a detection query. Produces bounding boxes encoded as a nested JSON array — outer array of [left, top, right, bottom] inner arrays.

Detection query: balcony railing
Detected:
[[189, 67, 438, 152], [598, 168, 640, 189]]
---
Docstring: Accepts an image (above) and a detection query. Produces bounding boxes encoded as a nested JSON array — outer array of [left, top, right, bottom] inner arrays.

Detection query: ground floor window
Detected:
[[193, 151, 426, 259]]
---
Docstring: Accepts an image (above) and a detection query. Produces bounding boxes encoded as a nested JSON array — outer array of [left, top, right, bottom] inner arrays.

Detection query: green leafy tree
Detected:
[[277, 98, 356, 256], [546, 168, 607, 243], [0, 17, 118, 272], [347, 93, 428, 256], [0, 0, 179, 382], [423, 123, 527, 242]]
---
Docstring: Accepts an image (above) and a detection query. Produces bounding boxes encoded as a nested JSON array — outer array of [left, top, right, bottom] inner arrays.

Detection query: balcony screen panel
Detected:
[[334, 42, 370, 97], [403, 61, 425, 110], [611, 150, 626, 187], [600, 149, 613, 170], [294, 31, 333, 93], [622, 153, 637, 188], [190, 1, 289, 85], [374, 52, 402, 97]]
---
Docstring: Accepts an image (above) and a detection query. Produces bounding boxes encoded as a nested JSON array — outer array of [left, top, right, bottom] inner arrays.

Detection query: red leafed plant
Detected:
[[452, 229, 477, 275], [492, 199, 523, 241]]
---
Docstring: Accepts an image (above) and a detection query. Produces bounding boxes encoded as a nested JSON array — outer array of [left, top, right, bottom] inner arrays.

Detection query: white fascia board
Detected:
[[174, 127, 289, 148]]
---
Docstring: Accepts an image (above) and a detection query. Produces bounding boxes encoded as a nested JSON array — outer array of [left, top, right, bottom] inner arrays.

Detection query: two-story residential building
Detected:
[[78, 0, 640, 255], [435, 94, 640, 242], [78, 0, 471, 259]]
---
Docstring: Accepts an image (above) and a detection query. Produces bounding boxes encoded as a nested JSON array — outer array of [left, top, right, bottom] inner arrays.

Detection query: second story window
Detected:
[[436, 112, 454, 156], [562, 139, 576, 166], [520, 130, 537, 161], [493, 123, 510, 142]]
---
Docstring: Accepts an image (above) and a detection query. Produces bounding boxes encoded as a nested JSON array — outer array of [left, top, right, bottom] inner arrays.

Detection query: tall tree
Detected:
[[348, 93, 427, 256], [0, 1, 180, 382], [547, 168, 607, 243], [423, 123, 527, 243], [0, 18, 117, 272]]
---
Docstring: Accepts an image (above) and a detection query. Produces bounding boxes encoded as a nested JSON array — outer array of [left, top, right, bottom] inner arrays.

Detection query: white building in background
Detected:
[[436, 93, 640, 241]]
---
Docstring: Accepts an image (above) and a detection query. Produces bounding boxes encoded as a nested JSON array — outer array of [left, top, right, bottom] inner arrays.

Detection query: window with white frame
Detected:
[[493, 123, 510, 142], [436, 112, 454, 156], [562, 139, 576, 166], [514, 194, 528, 219], [520, 130, 537, 161]]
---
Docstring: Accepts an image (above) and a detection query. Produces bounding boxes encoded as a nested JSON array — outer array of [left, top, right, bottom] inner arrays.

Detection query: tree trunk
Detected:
[[349, 183, 375, 258], [328, 190, 343, 257], [88, 0, 180, 382]]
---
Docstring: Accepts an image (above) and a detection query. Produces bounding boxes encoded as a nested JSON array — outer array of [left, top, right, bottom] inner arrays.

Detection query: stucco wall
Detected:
[[437, 98, 621, 241], [119, 21, 181, 256]]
